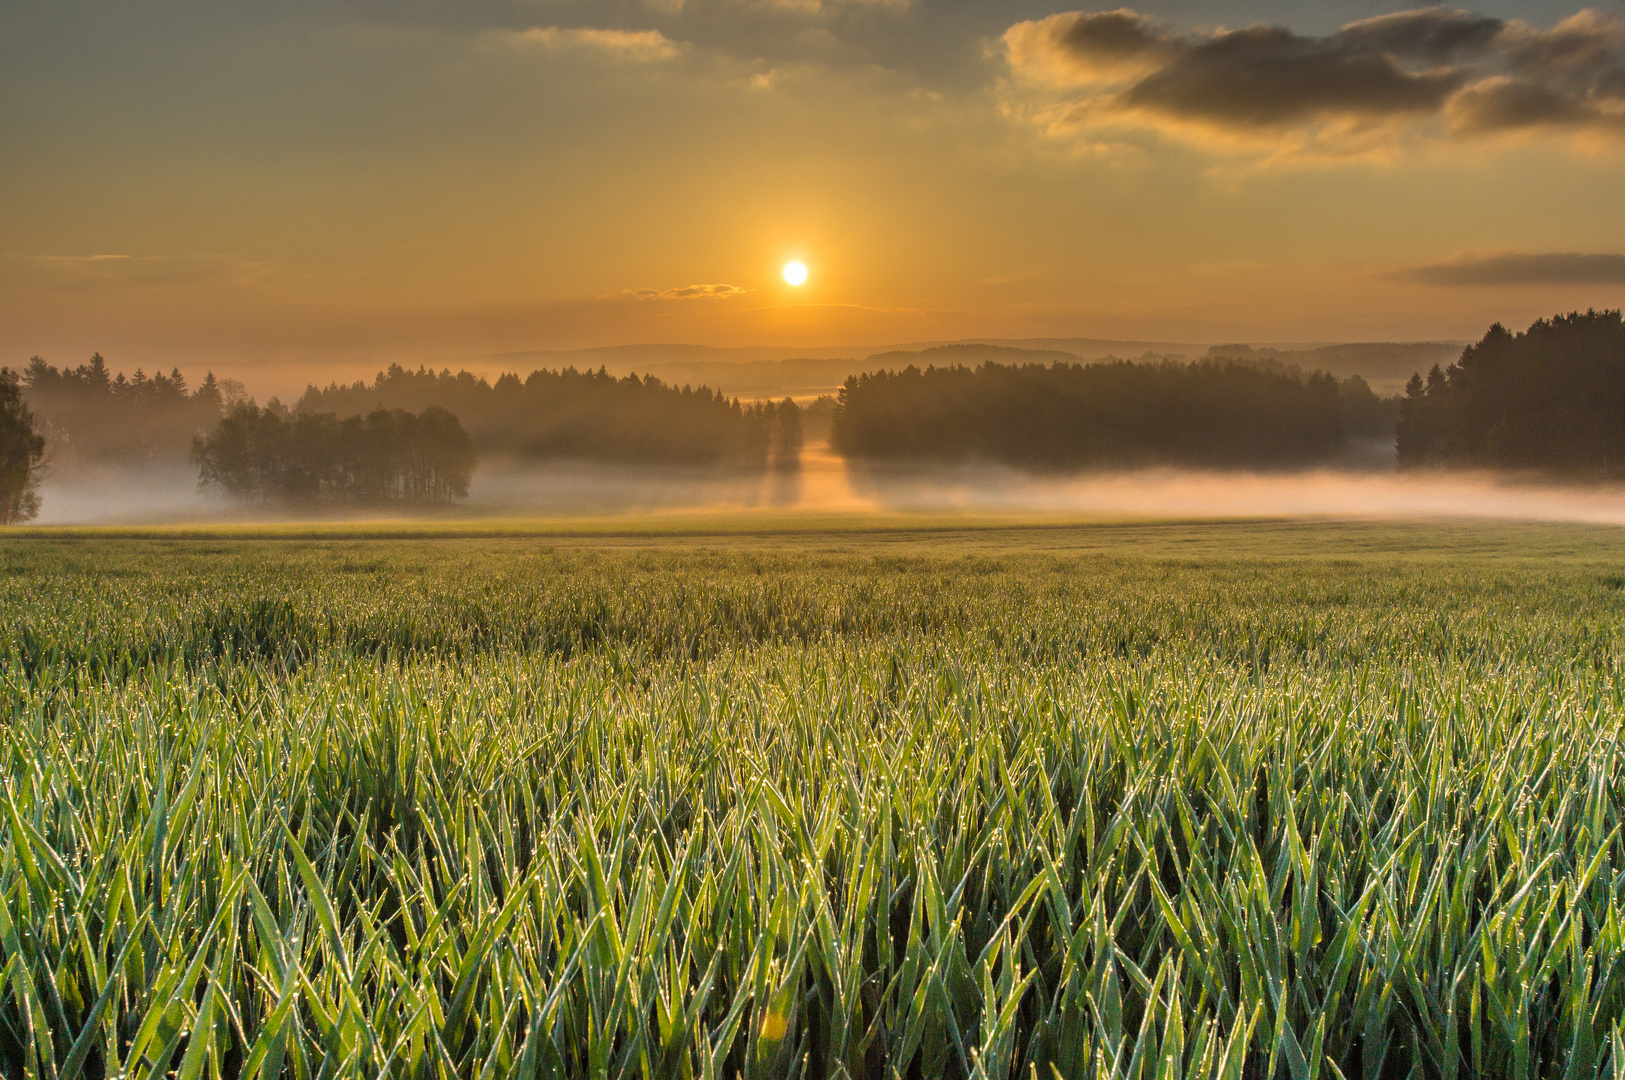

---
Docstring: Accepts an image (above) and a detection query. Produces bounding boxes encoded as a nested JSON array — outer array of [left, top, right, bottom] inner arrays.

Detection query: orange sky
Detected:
[[4, 1, 1625, 389]]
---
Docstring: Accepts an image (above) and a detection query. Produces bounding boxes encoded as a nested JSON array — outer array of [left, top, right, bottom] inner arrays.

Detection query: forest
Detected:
[[8, 310, 1625, 521], [11, 357, 802, 512], [829, 358, 1374, 468], [1397, 310, 1625, 472], [297, 364, 803, 468], [192, 404, 476, 505]]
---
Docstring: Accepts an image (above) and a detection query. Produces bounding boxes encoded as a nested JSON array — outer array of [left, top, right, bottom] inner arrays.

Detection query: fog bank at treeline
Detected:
[[4, 311, 1623, 521]]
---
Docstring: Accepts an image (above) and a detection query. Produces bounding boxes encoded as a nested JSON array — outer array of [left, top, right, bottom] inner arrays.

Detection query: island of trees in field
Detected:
[[192, 403, 477, 505]]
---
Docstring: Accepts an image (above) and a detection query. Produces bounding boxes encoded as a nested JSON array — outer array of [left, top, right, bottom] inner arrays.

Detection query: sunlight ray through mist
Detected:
[[31, 444, 1625, 527]]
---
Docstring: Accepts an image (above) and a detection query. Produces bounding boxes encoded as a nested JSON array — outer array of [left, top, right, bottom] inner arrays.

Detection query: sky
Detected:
[[4, 0, 1625, 384]]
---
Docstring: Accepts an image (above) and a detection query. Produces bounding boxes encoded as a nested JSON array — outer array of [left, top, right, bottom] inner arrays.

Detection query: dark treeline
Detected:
[[21, 355, 233, 469], [1398, 310, 1625, 472], [831, 359, 1374, 469], [1208, 354, 1398, 440], [297, 364, 802, 468], [193, 404, 475, 505]]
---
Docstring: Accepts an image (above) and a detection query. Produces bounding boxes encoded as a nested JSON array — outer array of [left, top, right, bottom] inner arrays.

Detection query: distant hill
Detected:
[[864, 344, 1095, 369], [915, 337, 1202, 360]]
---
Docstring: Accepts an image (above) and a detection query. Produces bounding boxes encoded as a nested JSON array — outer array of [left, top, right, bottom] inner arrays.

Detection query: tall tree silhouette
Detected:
[[0, 368, 47, 524]]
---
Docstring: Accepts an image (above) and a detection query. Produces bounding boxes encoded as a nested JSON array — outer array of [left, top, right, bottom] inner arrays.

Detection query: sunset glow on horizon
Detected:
[[3, 1, 1625, 386]]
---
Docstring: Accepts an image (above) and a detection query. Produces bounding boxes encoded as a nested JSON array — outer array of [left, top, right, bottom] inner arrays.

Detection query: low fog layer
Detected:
[[33, 446, 1625, 528]]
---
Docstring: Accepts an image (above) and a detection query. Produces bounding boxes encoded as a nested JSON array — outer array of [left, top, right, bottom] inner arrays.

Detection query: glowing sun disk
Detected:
[[782, 261, 808, 286]]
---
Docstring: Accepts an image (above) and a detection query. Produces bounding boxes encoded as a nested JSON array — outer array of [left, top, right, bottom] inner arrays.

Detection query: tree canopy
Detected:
[[1397, 311, 1625, 472], [22, 355, 228, 469], [297, 364, 801, 468]]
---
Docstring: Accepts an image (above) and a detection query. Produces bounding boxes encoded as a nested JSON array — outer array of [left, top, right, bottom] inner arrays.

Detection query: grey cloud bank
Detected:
[[1005, 6, 1625, 143]]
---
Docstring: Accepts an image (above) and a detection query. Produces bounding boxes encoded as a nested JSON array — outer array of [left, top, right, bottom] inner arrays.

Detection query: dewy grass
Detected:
[[4, 529, 1625, 1078]]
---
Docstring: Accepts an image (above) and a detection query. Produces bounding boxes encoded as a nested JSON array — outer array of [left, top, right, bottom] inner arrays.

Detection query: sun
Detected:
[[782, 261, 808, 286]]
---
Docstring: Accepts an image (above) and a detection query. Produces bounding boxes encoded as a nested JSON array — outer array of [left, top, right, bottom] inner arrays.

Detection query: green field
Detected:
[[6, 518, 1625, 1079]]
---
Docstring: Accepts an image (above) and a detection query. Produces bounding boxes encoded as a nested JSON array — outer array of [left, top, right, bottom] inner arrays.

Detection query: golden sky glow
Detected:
[[3, 1, 1625, 388]]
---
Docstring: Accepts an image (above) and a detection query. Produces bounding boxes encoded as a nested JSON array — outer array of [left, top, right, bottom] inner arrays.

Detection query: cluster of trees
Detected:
[[1397, 311, 1625, 472], [296, 364, 803, 468], [0, 369, 47, 524], [20, 355, 236, 469], [830, 359, 1364, 469], [193, 404, 476, 505]]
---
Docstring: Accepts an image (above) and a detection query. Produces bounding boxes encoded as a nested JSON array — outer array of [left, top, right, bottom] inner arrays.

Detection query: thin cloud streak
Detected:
[[512, 26, 682, 61], [1390, 251, 1625, 285], [620, 283, 751, 300]]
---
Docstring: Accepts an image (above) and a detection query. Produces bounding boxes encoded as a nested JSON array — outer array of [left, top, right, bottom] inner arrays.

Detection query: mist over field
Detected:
[[33, 444, 1625, 527]]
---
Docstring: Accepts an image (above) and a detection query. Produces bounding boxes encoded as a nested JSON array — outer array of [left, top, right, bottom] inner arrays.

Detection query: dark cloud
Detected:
[[1049, 10, 1184, 72], [1391, 252, 1625, 285], [1120, 25, 1465, 127], [1005, 6, 1625, 145], [1331, 8, 1504, 63], [1498, 10, 1625, 82], [1447, 77, 1609, 133]]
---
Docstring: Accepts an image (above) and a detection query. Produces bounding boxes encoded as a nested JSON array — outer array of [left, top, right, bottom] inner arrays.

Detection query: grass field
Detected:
[[6, 518, 1625, 1079]]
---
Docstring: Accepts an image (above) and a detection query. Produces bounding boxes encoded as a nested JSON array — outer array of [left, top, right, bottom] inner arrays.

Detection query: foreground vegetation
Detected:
[[5, 523, 1625, 1078]]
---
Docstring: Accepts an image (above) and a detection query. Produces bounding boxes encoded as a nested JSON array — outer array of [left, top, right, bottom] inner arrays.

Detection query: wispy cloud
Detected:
[[735, 0, 908, 13], [1388, 251, 1625, 285], [1002, 7, 1625, 159], [619, 283, 750, 300], [8, 254, 271, 291], [514, 26, 681, 61]]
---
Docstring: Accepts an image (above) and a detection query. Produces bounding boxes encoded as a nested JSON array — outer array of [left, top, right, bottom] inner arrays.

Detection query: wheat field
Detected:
[[5, 521, 1625, 1079]]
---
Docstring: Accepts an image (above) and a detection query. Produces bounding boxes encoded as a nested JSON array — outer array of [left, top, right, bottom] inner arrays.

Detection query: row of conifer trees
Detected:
[[1396, 310, 1625, 471]]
